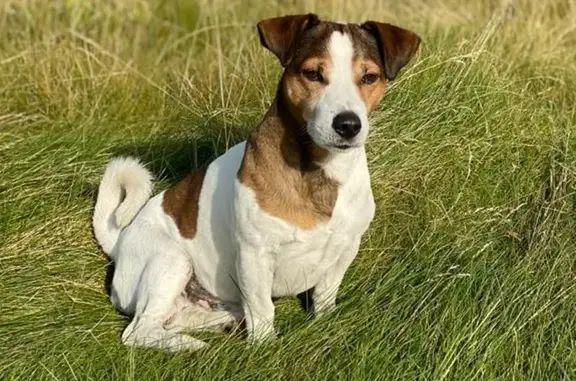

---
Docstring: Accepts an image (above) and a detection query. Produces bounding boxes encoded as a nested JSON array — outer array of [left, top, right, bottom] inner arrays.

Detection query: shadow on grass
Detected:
[[112, 135, 235, 184]]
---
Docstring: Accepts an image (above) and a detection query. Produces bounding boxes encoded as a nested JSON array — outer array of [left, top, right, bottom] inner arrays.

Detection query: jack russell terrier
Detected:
[[93, 14, 420, 351]]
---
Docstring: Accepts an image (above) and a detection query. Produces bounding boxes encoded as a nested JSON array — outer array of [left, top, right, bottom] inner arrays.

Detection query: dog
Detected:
[[93, 13, 420, 351]]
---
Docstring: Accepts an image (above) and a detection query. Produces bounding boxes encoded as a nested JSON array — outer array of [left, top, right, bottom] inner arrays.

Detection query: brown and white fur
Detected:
[[93, 14, 420, 351]]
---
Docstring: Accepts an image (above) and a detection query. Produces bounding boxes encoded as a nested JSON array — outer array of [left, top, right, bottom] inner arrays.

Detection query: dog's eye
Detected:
[[360, 73, 379, 85], [302, 68, 323, 82]]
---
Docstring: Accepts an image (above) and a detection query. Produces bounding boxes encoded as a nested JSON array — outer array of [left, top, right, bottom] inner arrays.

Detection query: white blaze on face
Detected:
[[305, 31, 370, 150]]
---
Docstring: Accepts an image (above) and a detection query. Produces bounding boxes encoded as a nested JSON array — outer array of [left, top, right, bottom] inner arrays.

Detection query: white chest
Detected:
[[233, 147, 374, 297], [269, 178, 374, 296], [234, 155, 373, 297]]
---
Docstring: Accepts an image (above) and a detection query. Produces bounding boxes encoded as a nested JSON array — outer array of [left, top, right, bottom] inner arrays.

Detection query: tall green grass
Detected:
[[1, 0, 575, 379]]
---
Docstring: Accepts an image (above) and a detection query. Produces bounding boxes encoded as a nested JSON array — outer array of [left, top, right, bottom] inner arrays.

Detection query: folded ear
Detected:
[[257, 14, 320, 67], [361, 22, 421, 81]]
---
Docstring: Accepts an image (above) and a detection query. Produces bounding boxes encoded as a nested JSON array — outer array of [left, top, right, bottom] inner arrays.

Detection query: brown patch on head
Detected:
[[352, 57, 387, 111], [281, 55, 330, 124], [360, 21, 421, 81], [162, 168, 207, 238], [259, 17, 419, 121], [257, 13, 320, 67], [275, 21, 337, 125], [349, 21, 420, 108], [346, 25, 388, 111]]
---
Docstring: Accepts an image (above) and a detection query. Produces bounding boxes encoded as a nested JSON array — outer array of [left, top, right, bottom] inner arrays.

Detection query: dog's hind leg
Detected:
[[120, 247, 207, 352]]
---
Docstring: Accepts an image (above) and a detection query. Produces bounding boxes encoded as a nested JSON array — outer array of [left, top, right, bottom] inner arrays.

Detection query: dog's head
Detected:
[[258, 14, 420, 151]]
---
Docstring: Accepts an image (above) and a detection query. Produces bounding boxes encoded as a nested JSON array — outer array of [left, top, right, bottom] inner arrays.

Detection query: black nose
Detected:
[[332, 111, 361, 139]]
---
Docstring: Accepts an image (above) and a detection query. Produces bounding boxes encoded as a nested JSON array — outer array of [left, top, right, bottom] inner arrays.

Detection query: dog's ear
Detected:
[[257, 14, 320, 67], [361, 22, 421, 81]]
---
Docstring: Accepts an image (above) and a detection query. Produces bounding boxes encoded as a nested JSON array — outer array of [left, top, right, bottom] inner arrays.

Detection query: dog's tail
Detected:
[[93, 157, 153, 258]]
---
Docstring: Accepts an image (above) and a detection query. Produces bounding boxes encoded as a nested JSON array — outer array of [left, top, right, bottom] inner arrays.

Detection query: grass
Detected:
[[1, 0, 575, 379]]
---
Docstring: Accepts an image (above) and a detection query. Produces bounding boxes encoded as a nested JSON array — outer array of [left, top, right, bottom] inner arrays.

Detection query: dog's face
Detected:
[[258, 14, 420, 151]]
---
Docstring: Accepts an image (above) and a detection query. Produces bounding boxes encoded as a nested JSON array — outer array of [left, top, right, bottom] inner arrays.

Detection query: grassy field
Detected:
[[1, 0, 575, 379]]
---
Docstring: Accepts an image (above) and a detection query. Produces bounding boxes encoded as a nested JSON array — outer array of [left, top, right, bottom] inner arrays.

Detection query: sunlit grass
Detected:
[[1, 0, 575, 379]]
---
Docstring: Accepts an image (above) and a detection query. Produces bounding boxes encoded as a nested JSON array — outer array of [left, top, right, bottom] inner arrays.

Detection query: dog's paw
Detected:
[[163, 334, 208, 352], [122, 323, 208, 352], [247, 325, 277, 345]]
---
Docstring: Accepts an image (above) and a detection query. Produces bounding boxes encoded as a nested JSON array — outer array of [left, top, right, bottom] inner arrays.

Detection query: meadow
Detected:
[[1, 0, 575, 379]]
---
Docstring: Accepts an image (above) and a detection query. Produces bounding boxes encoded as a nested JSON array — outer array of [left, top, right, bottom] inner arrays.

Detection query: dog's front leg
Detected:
[[313, 235, 362, 316], [236, 242, 276, 343]]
